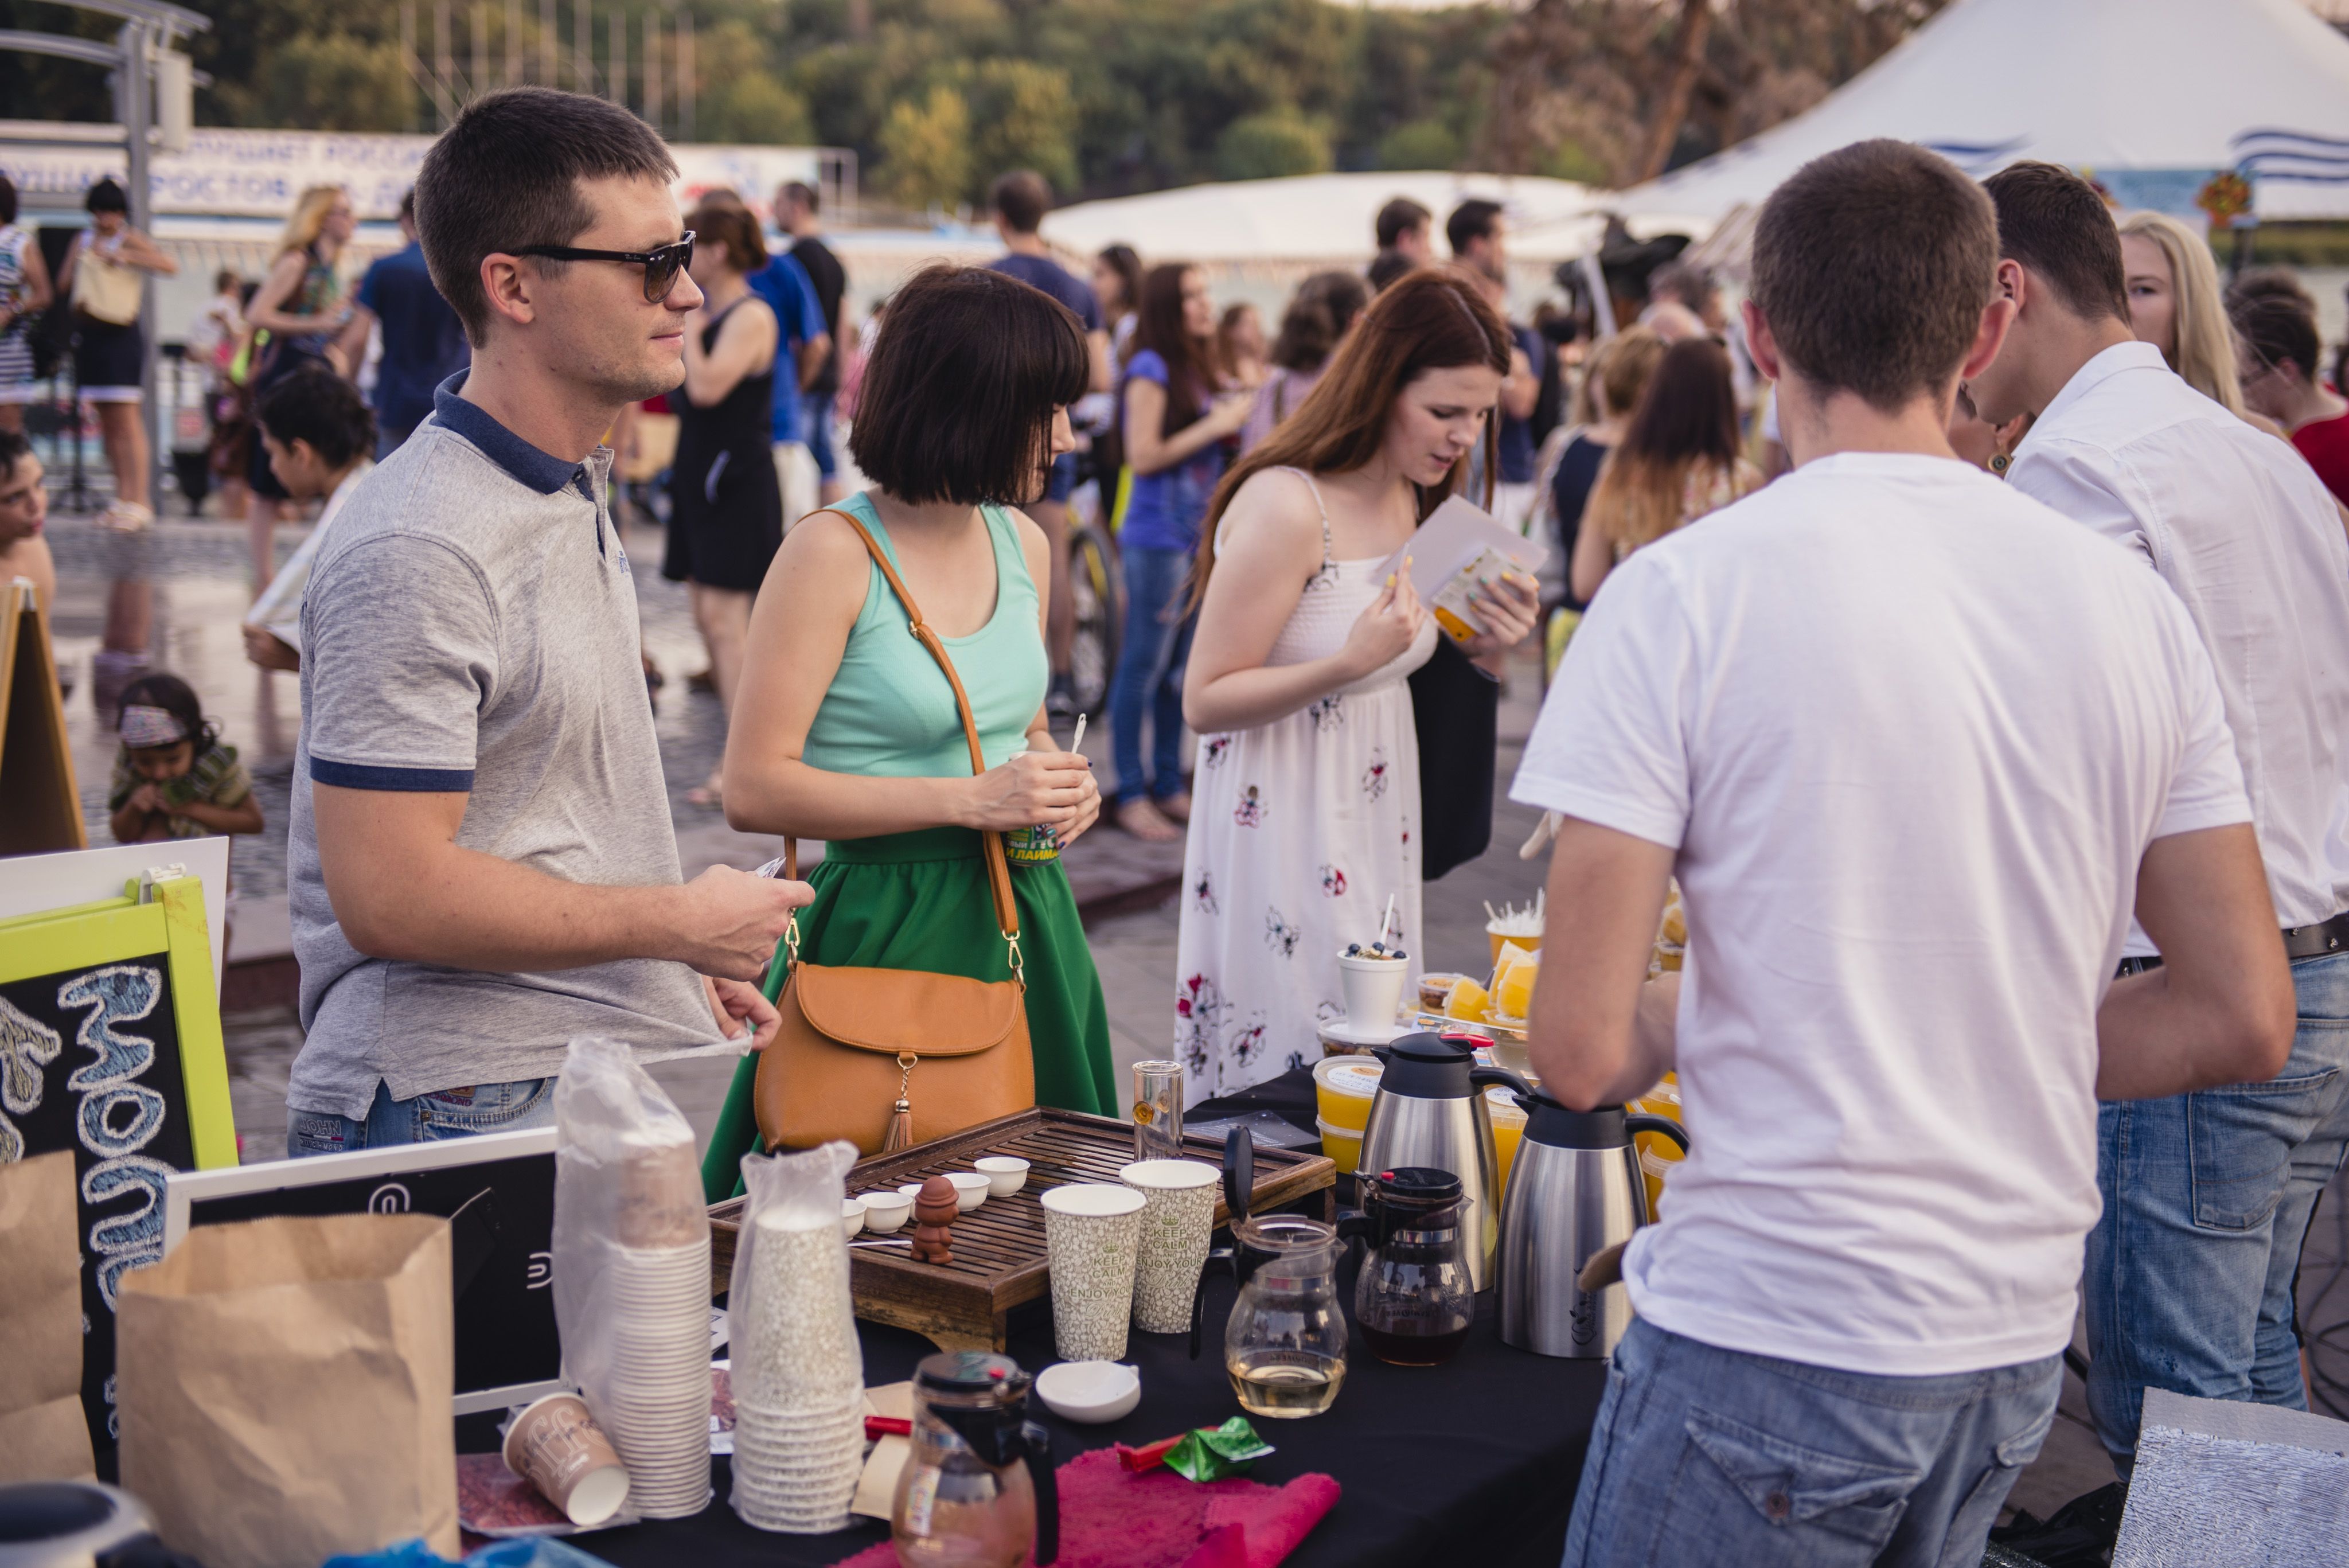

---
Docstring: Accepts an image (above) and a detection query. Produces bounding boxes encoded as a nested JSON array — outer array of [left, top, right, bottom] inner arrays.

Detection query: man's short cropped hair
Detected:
[[1749, 139, 1997, 412], [2231, 292, 2323, 385], [1648, 260, 1714, 310], [1980, 160, 2129, 325], [1446, 198, 1501, 258], [2226, 264, 2315, 317], [1367, 249, 1417, 294], [1376, 197, 1431, 251], [0, 428, 28, 483], [398, 186, 416, 224], [413, 87, 678, 345], [258, 368, 378, 469], [990, 171, 1053, 235], [848, 265, 1088, 506], [780, 180, 818, 216]]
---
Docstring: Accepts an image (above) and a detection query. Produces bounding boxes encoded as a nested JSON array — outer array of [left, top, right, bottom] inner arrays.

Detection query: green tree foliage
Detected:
[[0, 0, 1941, 205], [1216, 110, 1331, 182], [877, 83, 973, 208]]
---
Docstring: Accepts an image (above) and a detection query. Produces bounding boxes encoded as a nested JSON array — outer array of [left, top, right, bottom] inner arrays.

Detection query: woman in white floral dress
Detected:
[[1174, 271, 1542, 1093]]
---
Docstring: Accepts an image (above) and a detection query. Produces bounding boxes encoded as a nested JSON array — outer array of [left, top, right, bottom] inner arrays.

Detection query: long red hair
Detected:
[[1189, 266, 1510, 607]]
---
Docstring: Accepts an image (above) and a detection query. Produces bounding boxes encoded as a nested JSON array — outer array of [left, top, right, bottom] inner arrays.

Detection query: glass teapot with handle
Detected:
[[892, 1351, 1058, 1568]]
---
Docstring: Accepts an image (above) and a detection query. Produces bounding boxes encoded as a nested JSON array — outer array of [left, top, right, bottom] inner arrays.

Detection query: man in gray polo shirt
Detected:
[[287, 87, 811, 1154]]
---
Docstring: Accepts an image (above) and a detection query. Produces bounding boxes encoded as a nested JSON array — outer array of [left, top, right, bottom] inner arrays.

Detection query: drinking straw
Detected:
[[1071, 713, 1088, 753], [1378, 894, 1396, 949]]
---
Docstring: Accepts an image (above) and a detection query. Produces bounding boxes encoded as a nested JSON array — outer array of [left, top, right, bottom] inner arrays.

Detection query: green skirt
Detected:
[[700, 826, 1118, 1201]]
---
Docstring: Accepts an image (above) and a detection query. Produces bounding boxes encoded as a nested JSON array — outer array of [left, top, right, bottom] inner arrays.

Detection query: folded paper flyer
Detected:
[[1380, 495, 1549, 643]]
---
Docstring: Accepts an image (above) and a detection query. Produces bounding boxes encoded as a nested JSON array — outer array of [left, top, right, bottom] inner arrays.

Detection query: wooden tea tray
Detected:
[[708, 1106, 1335, 1352]]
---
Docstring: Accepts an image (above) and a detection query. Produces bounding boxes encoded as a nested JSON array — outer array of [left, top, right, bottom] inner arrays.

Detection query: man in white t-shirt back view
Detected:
[[1515, 139, 2295, 1568], [1963, 162, 2349, 1513]]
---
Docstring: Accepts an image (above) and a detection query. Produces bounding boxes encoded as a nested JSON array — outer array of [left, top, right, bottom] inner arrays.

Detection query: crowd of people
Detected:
[[12, 79, 2349, 1567]]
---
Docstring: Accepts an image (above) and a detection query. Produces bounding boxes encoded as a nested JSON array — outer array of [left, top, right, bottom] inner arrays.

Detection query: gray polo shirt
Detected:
[[286, 376, 721, 1121]]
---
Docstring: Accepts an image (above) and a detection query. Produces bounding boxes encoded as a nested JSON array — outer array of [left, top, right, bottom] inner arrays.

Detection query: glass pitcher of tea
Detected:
[[1352, 1167, 1474, 1366], [1191, 1214, 1349, 1419], [892, 1351, 1058, 1568]]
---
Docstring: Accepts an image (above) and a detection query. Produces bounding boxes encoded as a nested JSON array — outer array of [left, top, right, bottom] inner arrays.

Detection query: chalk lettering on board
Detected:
[[0, 995, 63, 1161], [79, 1083, 167, 1159], [60, 965, 162, 1091], [83, 1154, 173, 1306], [370, 1181, 412, 1214]]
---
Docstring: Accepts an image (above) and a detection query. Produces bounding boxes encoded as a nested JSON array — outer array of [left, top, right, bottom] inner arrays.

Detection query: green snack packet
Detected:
[[1164, 1417, 1275, 1481]]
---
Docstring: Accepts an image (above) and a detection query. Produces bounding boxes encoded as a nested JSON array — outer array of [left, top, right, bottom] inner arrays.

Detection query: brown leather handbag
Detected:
[[752, 509, 1035, 1156]]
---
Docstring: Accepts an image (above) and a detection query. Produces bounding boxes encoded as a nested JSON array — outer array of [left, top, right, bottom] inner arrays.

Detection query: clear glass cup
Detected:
[[1131, 1059, 1185, 1161]]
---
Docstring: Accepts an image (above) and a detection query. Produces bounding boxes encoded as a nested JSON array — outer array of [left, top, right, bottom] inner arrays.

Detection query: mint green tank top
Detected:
[[801, 494, 1046, 779]]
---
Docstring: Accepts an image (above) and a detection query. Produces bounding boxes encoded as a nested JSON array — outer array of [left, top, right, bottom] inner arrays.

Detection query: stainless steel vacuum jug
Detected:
[[1496, 1094, 1689, 1358], [1355, 1032, 1530, 1292]]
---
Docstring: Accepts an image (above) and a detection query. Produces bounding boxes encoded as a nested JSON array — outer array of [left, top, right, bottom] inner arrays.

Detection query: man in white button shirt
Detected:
[[1518, 139, 2293, 1568], [1965, 162, 2349, 1483]]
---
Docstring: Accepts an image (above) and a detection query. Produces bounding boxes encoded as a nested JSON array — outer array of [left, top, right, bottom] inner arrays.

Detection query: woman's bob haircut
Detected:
[[848, 264, 1091, 506]]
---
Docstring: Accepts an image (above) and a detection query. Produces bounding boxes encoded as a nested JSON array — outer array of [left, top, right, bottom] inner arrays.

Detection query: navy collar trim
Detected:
[[430, 373, 590, 496]]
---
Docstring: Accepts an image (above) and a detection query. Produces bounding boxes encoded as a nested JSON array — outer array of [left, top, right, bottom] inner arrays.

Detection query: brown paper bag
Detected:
[[117, 1213, 460, 1568], [0, 1150, 95, 1482]]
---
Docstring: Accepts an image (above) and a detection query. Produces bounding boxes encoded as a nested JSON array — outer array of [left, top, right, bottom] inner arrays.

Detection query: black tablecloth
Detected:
[[560, 1068, 1604, 1567]]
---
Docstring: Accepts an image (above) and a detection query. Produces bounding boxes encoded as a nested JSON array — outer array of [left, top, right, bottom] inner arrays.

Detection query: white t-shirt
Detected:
[[1510, 451, 2250, 1376], [2008, 341, 2349, 953]]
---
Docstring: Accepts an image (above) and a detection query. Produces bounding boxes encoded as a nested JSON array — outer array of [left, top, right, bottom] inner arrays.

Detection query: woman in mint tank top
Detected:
[[701, 265, 1115, 1198]]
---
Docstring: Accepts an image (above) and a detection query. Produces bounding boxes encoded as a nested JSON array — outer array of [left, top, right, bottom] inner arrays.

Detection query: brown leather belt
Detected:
[[2115, 908, 2349, 979]]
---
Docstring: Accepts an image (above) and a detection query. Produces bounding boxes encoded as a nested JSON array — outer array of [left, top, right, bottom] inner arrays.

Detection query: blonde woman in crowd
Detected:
[[243, 184, 357, 593], [2118, 210, 2282, 436], [1570, 336, 1760, 603]]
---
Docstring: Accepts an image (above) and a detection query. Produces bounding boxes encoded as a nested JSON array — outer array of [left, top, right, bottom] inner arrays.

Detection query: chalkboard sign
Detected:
[[165, 1128, 566, 1415], [0, 872, 234, 1473]]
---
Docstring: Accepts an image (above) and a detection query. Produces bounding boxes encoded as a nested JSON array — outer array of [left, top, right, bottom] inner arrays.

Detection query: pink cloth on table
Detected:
[[828, 1448, 1339, 1568]]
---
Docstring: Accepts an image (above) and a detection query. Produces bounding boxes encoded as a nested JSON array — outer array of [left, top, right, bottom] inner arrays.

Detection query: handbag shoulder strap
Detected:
[[783, 505, 1021, 949]]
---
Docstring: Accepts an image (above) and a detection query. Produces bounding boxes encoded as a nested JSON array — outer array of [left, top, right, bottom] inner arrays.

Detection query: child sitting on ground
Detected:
[[108, 673, 265, 842]]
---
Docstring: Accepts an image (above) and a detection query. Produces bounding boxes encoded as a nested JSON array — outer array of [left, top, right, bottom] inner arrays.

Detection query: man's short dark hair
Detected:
[[0, 427, 28, 483], [1750, 139, 1997, 412], [1980, 160, 2128, 325], [1376, 197, 1430, 251], [257, 368, 377, 469], [413, 87, 678, 345], [1446, 198, 1501, 258], [399, 186, 416, 223], [85, 177, 127, 214], [780, 180, 818, 216], [990, 171, 1053, 235], [848, 265, 1088, 506], [1366, 249, 1417, 293], [2231, 292, 2323, 384], [0, 174, 15, 227], [2226, 264, 2314, 317], [1648, 260, 1714, 310]]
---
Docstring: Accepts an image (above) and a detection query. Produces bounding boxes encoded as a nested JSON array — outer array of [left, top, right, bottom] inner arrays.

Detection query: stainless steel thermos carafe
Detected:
[[1355, 1033, 1531, 1292], [1495, 1094, 1689, 1359]]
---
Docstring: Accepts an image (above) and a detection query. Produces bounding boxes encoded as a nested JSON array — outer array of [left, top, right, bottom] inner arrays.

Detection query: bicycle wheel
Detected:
[[1067, 521, 1121, 717]]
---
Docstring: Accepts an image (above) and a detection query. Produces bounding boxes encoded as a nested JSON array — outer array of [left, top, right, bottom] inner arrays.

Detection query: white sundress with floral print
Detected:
[[1173, 468, 1439, 1095]]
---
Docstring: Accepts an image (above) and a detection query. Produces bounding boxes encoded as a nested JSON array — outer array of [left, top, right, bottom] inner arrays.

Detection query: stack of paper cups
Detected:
[[596, 1138, 713, 1519], [728, 1208, 865, 1532]]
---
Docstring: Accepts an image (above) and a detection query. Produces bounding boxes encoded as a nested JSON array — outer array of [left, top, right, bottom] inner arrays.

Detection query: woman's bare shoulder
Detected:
[[1215, 465, 1326, 558]]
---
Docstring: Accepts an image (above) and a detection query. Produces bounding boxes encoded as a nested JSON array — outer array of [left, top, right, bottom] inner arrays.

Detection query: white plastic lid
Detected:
[[1039, 1182, 1146, 1217]]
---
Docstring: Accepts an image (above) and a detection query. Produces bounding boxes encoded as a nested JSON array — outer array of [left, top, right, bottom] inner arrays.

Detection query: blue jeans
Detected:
[[1109, 545, 1195, 806], [287, 1076, 556, 1158], [800, 392, 837, 478], [1563, 1319, 2060, 1568], [2084, 947, 2349, 1469]]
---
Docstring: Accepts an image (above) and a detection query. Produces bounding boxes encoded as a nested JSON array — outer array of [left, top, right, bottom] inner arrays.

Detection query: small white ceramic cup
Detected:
[[946, 1172, 993, 1212], [860, 1191, 912, 1234], [975, 1156, 1031, 1197], [841, 1196, 867, 1237]]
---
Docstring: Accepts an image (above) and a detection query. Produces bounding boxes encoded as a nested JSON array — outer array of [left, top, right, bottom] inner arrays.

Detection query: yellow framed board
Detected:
[[0, 871, 234, 1468], [0, 576, 85, 856]]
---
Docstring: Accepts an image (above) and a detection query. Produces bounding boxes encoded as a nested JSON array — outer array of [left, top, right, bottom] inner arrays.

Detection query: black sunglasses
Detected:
[[512, 231, 696, 303]]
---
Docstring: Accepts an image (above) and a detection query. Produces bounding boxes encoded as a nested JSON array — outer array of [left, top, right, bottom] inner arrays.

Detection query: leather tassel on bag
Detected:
[[883, 1097, 915, 1153]]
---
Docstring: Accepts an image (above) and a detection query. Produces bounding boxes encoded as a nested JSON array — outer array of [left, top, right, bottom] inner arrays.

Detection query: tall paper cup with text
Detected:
[[1119, 1160, 1220, 1335], [1041, 1183, 1146, 1361]]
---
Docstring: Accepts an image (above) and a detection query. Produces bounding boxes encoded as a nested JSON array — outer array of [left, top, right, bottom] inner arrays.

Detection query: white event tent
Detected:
[[1043, 169, 1704, 271], [1613, 0, 2349, 225]]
